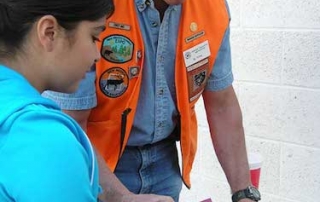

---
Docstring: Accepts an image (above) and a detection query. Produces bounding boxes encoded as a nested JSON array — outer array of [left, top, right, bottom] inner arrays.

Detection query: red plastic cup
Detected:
[[200, 198, 212, 202], [248, 152, 263, 189]]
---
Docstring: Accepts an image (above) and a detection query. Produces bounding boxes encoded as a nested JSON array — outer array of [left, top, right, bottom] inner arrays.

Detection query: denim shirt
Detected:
[[42, 0, 233, 146]]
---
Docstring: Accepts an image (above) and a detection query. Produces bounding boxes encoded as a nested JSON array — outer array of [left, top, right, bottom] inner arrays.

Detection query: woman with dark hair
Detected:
[[0, 0, 114, 201], [0, 0, 174, 200]]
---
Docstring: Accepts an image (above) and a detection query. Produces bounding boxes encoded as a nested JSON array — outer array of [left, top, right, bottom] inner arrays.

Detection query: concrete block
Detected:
[[282, 31, 320, 88], [279, 89, 320, 147], [231, 30, 283, 84], [242, 0, 284, 28], [239, 84, 320, 147], [238, 84, 284, 141], [280, 145, 320, 202], [282, 0, 320, 29], [242, 0, 320, 28]]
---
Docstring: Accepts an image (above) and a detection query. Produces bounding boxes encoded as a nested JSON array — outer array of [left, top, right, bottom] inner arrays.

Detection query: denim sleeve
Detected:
[[205, 26, 234, 92], [205, 0, 233, 92], [42, 70, 97, 110]]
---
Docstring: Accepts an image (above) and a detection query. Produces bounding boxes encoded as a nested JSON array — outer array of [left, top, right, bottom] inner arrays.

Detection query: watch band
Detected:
[[231, 186, 261, 202]]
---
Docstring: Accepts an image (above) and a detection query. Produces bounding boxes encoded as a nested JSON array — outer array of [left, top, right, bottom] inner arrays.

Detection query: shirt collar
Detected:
[[135, 0, 179, 12]]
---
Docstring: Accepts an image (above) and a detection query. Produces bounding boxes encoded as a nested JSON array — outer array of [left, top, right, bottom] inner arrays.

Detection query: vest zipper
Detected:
[[120, 108, 132, 157]]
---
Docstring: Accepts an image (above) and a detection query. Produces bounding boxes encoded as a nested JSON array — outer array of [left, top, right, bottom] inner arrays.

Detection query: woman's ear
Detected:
[[36, 15, 59, 52]]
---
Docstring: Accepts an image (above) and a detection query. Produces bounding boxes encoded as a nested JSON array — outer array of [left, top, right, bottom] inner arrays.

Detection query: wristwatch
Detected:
[[231, 186, 261, 202]]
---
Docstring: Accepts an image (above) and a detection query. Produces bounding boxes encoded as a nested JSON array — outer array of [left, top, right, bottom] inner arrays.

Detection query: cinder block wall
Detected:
[[180, 0, 320, 201]]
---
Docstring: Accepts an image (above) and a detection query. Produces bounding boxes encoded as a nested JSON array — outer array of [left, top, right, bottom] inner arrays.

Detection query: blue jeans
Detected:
[[114, 140, 182, 202]]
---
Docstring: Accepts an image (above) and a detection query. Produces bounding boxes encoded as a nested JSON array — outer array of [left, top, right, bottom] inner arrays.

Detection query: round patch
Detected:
[[99, 67, 129, 98], [101, 35, 134, 63]]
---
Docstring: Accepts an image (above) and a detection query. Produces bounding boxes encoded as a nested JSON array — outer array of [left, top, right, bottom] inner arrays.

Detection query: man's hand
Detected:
[[239, 199, 258, 202], [99, 192, 174, 202], [121, 193, 174, 202]]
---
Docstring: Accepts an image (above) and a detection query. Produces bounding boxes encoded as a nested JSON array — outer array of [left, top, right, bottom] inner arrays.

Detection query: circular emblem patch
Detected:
[[99, 67, 129, 98], [101, 35, 134, 63]]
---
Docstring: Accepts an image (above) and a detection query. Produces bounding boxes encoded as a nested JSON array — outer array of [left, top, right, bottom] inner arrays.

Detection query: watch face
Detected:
[[248, 186, 261, 200]]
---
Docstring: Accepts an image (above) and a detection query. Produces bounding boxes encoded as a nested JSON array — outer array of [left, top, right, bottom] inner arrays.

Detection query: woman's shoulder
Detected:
[[0, 104, 97, 202]]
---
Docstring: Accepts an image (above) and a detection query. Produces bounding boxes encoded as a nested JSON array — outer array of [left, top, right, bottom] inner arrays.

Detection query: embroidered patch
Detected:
[[99, 67, 129, 98], [101, 35, 134, 63], [187, 59, 209, 102]]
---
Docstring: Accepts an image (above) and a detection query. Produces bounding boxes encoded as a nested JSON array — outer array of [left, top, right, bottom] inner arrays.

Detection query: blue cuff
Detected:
[[205, 71, 233, 91], [42, 71, 97, 110]]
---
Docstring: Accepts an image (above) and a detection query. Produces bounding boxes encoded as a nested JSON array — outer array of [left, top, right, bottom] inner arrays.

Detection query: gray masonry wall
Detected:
[[180, 0, 320, 201]]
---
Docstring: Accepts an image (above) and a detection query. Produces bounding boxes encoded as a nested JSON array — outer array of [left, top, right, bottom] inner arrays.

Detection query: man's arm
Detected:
[[202, 86, 251, 194], [63, 109, 174, 202]]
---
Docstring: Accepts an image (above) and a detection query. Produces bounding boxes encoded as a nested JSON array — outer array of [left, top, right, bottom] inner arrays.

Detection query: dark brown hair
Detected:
[[0, 0, 114, 57]]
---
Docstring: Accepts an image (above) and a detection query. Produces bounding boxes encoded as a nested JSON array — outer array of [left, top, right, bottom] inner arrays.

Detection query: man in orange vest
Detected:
[[44, 0, 261, 202]]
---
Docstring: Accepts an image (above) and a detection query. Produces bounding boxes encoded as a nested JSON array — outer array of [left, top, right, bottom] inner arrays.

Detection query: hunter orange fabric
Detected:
[[87, 0, 229, 187]]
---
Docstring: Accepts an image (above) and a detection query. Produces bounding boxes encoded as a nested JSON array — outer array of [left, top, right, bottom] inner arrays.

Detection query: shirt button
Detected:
[[158, 122, 163, 127], [158, 56, 164, 62], [139, 4, 145, 9], [151, 22, 158, 27]]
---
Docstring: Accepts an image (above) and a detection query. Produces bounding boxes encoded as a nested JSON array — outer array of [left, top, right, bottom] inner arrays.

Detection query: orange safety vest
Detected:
[[88, 0, 229, 187]]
